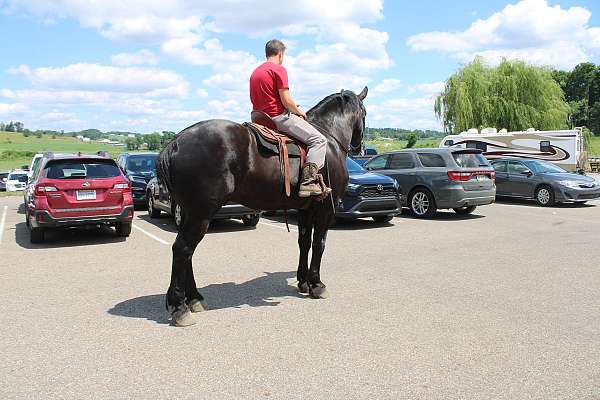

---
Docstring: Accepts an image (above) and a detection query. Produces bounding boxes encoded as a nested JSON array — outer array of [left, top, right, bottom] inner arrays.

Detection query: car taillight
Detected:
[[35, 185, 58, 195], [447, 171, 472, 181], [113, 183, 131, 192]]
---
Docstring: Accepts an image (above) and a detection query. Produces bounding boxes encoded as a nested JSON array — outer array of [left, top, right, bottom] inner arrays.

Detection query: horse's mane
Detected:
[[307, 90, 363, 119]]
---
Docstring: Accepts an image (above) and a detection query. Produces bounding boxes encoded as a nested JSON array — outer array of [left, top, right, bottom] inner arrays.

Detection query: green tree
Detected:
[[435, 58, 569, 133], [125, 137, 139, 151], [145, 132, 161, 151], [405, 132, 417, 148]]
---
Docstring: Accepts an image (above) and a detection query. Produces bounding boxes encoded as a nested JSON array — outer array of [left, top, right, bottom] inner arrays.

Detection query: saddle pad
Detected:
[[244, 122, 301, 157]]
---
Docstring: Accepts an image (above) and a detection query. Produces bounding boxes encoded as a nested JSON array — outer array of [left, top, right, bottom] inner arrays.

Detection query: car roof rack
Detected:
[[96, 151, 110, 158]]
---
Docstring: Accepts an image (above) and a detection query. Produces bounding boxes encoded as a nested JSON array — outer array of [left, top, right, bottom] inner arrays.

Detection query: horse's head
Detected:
[[345, 86, 368, 155], [308, 86, 368, 156]]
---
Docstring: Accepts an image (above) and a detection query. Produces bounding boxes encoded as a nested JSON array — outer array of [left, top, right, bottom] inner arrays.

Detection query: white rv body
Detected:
[[439, 128, 585, 171]]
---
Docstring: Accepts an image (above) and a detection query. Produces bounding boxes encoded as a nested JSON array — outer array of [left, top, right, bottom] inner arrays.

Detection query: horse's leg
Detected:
[[166, 213, 212, 327], [297, 208, 314, 293], [307, 208, 334, 299]]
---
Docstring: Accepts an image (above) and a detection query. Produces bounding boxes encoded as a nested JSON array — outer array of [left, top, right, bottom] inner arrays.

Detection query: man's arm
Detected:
[[279, 89, 306, 119]]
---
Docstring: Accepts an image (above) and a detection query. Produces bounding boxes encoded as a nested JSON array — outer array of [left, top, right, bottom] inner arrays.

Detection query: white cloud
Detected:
[[373, 78, 401, 94], [0, 102, 28, 115], [367, 94, 441, 130], [409, 82, 445, 95], [407, 0, 600, 69], [196, 88, 208, 97], [11, 63, 188, 96], [111, 49, 158, 66]]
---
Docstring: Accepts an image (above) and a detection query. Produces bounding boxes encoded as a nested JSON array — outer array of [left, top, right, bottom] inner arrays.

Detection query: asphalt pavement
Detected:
[[1, 196, 599, 399]]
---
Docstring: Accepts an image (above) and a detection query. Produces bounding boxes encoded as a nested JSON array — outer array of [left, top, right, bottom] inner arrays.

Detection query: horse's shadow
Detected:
[[108, 271, 301, 324]]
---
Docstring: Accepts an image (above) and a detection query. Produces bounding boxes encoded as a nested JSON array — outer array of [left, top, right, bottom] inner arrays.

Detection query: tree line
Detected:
[[365, 127, 444, 141], [435, 58, 600, 138]]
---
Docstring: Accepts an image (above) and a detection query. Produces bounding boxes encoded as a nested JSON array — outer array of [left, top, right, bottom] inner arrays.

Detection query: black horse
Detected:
[[157, 87, 368, 326]]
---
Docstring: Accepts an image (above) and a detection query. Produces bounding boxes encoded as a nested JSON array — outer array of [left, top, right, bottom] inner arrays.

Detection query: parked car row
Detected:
[[12, 146, 600, 243]]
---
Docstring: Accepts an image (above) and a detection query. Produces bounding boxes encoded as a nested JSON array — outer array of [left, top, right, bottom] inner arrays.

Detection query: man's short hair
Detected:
[[265, 40, 286, 57]]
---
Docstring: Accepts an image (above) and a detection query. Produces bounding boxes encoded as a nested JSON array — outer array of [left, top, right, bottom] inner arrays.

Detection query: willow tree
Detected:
[[435, 58, 570, 134]]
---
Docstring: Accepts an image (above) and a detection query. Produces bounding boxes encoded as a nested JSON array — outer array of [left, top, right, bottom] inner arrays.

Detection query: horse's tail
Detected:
[[156, 138, 177, 195]]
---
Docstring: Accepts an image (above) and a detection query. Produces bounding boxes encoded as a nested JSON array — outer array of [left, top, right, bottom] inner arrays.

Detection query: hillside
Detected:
[[0, 131, 123, 171]]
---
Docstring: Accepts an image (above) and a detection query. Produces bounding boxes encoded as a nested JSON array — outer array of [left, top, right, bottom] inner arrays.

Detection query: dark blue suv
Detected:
[[336, 158, 403, 222], [117, 152, 158, 208]]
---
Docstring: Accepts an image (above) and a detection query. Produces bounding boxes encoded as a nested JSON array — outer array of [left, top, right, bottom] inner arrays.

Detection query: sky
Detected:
[[0, 0, 599, 133]]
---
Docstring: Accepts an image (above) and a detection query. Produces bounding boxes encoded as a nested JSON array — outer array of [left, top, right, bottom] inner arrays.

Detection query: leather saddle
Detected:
[[244, 111, 307, 197]]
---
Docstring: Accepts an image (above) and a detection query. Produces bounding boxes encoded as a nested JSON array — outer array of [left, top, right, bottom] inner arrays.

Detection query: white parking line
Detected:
[[0, 205, 7, 244], [132, 224, 170, 245], [258, 221, 298, 233]]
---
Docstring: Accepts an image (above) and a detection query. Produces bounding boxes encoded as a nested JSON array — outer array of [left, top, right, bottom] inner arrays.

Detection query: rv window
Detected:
[[466, 141, 487, 152], [444, 140, 454, 146], [417, 153, 446, 168], [540, 141, 551, 153]]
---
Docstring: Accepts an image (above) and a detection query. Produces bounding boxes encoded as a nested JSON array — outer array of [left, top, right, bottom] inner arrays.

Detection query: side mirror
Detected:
[[521, 169, 532, 176]]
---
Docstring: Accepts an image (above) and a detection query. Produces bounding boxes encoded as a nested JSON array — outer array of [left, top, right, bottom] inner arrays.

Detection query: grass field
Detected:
[[0, 131, 122, 171], [1, 130, 599, 173]]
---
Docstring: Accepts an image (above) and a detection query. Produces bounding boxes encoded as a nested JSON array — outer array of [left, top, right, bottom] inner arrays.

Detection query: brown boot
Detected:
[[299, 162, 331, 198]]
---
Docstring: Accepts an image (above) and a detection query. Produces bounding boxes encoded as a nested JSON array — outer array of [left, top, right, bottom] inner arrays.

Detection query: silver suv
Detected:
[[364, 148, 496, 218]]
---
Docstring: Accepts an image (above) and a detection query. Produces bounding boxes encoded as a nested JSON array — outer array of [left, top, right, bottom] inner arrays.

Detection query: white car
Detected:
[[28, 153, 43, 178], [5, 169, 29, 191]]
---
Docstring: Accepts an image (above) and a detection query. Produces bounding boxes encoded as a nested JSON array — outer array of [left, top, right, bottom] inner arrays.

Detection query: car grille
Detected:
[[578, 183, 597, 188], [360, 185, 397, 198]]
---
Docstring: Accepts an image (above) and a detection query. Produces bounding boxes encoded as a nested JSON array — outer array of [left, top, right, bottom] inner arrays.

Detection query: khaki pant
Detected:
[[272, 111, 327, 169]]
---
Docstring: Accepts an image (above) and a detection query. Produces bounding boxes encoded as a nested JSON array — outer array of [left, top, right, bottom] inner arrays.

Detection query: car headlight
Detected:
[[393, 179, 399, 189], [347, 183, 361, 191], [558, 180, 581, 189]]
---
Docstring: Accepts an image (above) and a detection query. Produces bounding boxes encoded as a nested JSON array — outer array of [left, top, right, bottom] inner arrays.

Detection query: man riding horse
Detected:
[[250, 39, 331, 198]]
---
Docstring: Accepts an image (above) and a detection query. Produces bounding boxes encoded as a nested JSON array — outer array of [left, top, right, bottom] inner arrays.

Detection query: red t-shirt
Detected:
[[249, 61, 289, 117]]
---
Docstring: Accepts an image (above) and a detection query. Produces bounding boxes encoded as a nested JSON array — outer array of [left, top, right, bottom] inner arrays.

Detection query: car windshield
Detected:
[[346, 157, 365, 173], [126, 155, 157, 173], [523, 160, 567, 173], [44, 160, 121, 179], [453, 152, 489, 168], [8, 173, 28, 182]]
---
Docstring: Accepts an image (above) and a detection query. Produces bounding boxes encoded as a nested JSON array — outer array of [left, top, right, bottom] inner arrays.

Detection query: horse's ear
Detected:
[[358, 86, 368, 101]]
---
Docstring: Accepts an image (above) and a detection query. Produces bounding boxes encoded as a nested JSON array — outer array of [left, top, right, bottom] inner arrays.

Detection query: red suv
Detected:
[[25, 152, 134, 243]]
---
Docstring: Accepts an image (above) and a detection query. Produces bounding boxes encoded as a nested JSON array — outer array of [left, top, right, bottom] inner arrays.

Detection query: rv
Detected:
[[439, 128, 586, 172]]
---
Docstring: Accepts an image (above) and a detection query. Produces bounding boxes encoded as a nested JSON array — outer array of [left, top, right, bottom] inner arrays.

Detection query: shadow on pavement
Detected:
[[14, 222, 126, 249], [263, 212, 396, 231], [495, 196, 596, 208], [136, 214, 257, 234], [395, 209, 486, 221], [108, 271, 301, 324]]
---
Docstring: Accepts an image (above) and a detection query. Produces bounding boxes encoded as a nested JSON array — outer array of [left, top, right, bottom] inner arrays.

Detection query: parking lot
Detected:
[[1, 195, 600, 399]]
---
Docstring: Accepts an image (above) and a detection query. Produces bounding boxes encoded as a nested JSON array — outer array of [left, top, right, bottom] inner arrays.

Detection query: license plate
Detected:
[[76, 190, 96, 200], [476, 174, 489, 181]]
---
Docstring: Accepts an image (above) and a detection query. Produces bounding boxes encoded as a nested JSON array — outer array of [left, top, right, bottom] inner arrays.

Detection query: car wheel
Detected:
[[453, 205, 477, 215], [535, 185, 555, 207], [147, 193, 161, 218], [372, 215, 393, 223], [409, 188, 437, 218], [115, 222, 132, 237], [173, 203, 183, 228], [242, 214, 260, 227], [30, 227, 45, 243]]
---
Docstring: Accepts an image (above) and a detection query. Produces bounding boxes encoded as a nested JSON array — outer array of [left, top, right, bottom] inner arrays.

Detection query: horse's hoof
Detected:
[[309, 285, 329, 299], [172, 309, 197, 327], [298, 281, 309, 294], [189, 298, 208, 313]]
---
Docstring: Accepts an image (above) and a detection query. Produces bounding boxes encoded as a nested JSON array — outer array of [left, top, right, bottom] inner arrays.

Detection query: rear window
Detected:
[[126, 155, 157, 172], [44, 159, 121, 179], [8, 173, 28, 182], [452, 152, 489, 168], [417, 153, 446, 167]]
